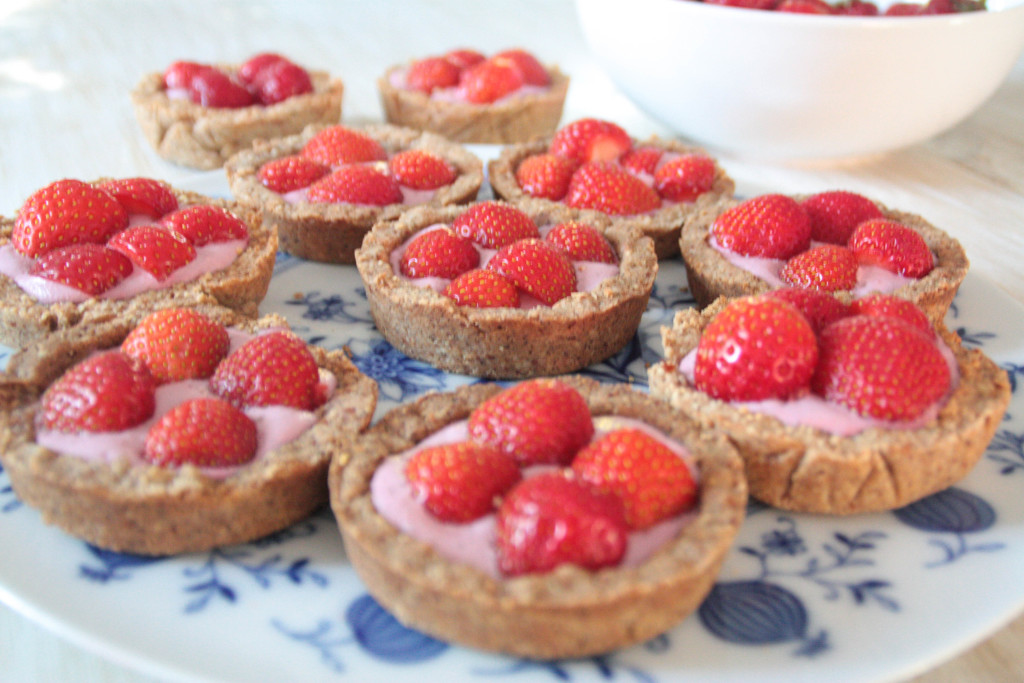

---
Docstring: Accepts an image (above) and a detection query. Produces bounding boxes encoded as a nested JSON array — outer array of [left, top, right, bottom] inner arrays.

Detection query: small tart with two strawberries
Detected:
[[330, 377, 746, 659]]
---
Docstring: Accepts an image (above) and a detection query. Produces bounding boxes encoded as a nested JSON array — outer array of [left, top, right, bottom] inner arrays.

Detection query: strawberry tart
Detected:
[[488, 118, 735, 259], [647, 292, 1010, 514], [330, 377, 746, 658], [224, 123, 483, 264], [355, 199, 657, 378], [132, 53, 345, 170], [0, 306, 377, 555], [377, 48, 569, 144], [0, 177, 276, 352]]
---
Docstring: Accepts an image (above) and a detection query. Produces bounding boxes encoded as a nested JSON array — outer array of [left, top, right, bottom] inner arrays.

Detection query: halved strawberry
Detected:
[[405, 56, 462, 94], [107, 225, 197, 281], [188, 66, 254, 108], [300, 125, 387, 166], [492, 48, 550, 86], [29, 244, 133, 296], [13, 179, 128, 257], [834, 0, 880, 13], [443, 48, 486, 70], [487, 238, 577, 305], [405, 441, 522, 523], [238, 53, 285, 84], [458, 58, 524, 104], [765, 287, 852, 334], [565, 162, 661, 215], [549, 118, 632, 165], [710, 194, 811, 259], [450, 201, 540, 249], [306, 165, 403, 206], [848, 219, 934, 278], [388, 149, 456, 190], [143, 397, 258, 468], [399, 227, 480, 279], [620, 146, 663, 176], [515, 153, 576, 201], [40, 351, 156, 433], [654, 154, 716, 202], [161, 204, 249, 245], [97, 178, 179, 218], [849, 293, 932, 337], [444, 268, 520, 308], [545, 221, 616, 264], [163, 60, 205, 89], [776, 0, 834, 12], [210, 330, 322, 410], [252, 59, 312, 105], [800, 190, 884, 245], [121, 307, 231, 384], [780, 243, 859, 292], [257, 155, 330, 193]]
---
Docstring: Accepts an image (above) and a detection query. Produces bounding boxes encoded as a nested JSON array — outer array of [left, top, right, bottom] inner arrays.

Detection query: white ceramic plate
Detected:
[[2, 170, 1023, 683]]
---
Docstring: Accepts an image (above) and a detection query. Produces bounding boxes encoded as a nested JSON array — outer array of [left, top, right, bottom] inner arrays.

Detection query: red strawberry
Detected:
[[97, 178, 179, 218], [550, 118, 632, 165], [710, 194, 811, 260], [143, 398, 258, 468], [801, 190, 884, 245], [406, 56, 462, 93], [834, 0, 880, 13], [572, 428, 697, 530], [467, 379, 594, 467], [492, 49, 550, 86], [237, 53, 288, 86], [163, 60, 205, 89], [444, 268, 521, 308], [253, 59, 313, 105], [107, 225, 197, 281], [565, 162, 661, 215], [187, 66, 254, 108], [405, 441, 522, 523], [653, 154, 716, 202], [306, 165, 403, 206], [399, 227, 480, 279], [121, 307, 230, 384], [496, 471, 628, 576], [458, 58, 524, 104], [848, 219, 934, 278], [450, 201, 540, 249], [765, 287, 852, 334], [620, 146, 664, 176], [443, 48, 486, 70], [780, 243, 859, 292], [257, 155, 330, 193], [705, 0, 778, 7], [13, 179, 128, 257], [515, 153, 577, 200], [210, 330, 322, 410], [812, 315, 951, 421], [40, 351, 156, 433], [694, 295, 819, 402], [30, 244, 133, 296], [545, 221, 616, 264], [776, 0, 833, 12], [388, 149, 456, 190], [849, 293, 932, 337], [885, 2, 924, 14], [487, 238, 577, 305], [300, 125, 387, 166], [161, 204, 249, 245]]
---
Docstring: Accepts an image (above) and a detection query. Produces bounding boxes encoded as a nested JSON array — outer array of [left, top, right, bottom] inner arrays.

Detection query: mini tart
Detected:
[[679, 194, 969, 322], [377, 64, 569, 144], [489, 138, 735, 260], [355, 200, 657, 379], [225, 123, 484, 264], [0, 307, 378, 556], [330, 377, 746, 659], [0, 183, 276, 350], [647, 297, 1011, 515], [131, 66, 344, 170]]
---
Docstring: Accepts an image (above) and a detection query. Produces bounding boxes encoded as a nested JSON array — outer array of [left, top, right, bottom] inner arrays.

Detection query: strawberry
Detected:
[[705, 0, 779, 7], [776, 0, 833, 12], [399, 227, 480, 279], [257, 155, 330, 193], [487, 238, 577, 305], [620, 146, 663, 176], [13, 179, 128, 257], [653, 154, 716, 202], [300, 125, 387, 166], [572, 428, 697, 530], [253, 59, 313, 105], [694, 295, 818, 402], [848, 219, 934, 278], [40, 351, 156, 433], [443, 48, 486, 70], [29, 244, 133, 296], [800, 190, 884, 245], [188, 66, 254, 108], [405, 441, 521, 523], [549, 118, 632, 165], [710, 194, 811, 259], [849, 293, 932, 337], [444, 268, 521, 308], [780, 243, 859, 292], [450, 201, 540, 249], [467, 379, 594, 466], [565, 162, 661, 215], [210, 330, 323, 410], [161, 204, 249, 245], [812, 315, 951, 421], [143, 398, 258, 468], [496, 471, 628, 576], [405, 56, 462, 94], [97, 177, 179, 218], [237, 53, 288, 86], [121, 307, 230, 384], [163, 60, 205, 89], [458, 58, 524, 104], [388, 149, 456, 190], [492, 49, 550, 86], [834, 0, 880, 15], [885, 2, 924, 13], [306, 165, 403, 206], [545, 221, 616, 264], [765, 287, 852, 334], [107, 225, 197, 281], [515, 153, 577, 200]]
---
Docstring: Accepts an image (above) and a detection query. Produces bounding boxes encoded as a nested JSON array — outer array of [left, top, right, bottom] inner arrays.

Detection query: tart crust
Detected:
[[489, 137, 736, 259], [225, 123, 484, 265], [0, 307, 378, 556], [355, 200, 657, 379], [329, 377, 747, 659], [648, 297, 1011, 515], [131, 68, 344, 170]]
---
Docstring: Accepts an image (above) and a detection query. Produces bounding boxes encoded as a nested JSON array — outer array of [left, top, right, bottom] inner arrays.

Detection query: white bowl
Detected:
[[575, 0, 1024, 162]]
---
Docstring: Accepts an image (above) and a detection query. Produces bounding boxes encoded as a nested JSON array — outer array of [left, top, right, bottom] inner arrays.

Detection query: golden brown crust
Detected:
[[329, 376, 747, 659]]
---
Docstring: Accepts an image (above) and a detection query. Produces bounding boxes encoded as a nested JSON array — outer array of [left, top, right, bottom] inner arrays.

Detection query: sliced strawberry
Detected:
[[13, 179, 128, 257], [444, 268, 521, 308], [496, 471, 628, 576], [458, 58, 524, 104], [257, 155, 330, 193], [765, 287, 852, 334], [188, 66, 254, 108], [405, 441, 521, 523], [545, 221, 616, 263], [161, 204, 249, 245], [450, 201, 540, 249], [487, 238, 577, 305], [405, 56, 462, 94], [97, 177, 179, 218], [467, 379, 594, 467], [492, 49, 550, 86], [565, 162, 661, 215], [40, 351, 156, 433], [210, 330, 322, 410], [515, 153, 576, 201], [848, 219, 934, 278], [399, 227, 480, 279], [884, 2, 924, 13], [237, 52, 288, 86], [443, 48, 486, 70], [780, 243, 859, 292], [710, 194, 811, 259], [653, 154, 716, 202], [300, 125, 387, 166], [306, 165, 403, 206], [800, 190, 884, 245], [107, 225, 197, 281], [777, 0, 834, 12], [694, 295, 818, 402], [143, 397, 258, 468], [163, 60, 206, 89], [849, 293, 932, 337], [253, 59, 313, 105], [30, 244, 133, 296], [549, 118, 633, 165], [121, 307, 230, 384], [388, 149, 456, 190], [620, 146, 663, 176]]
